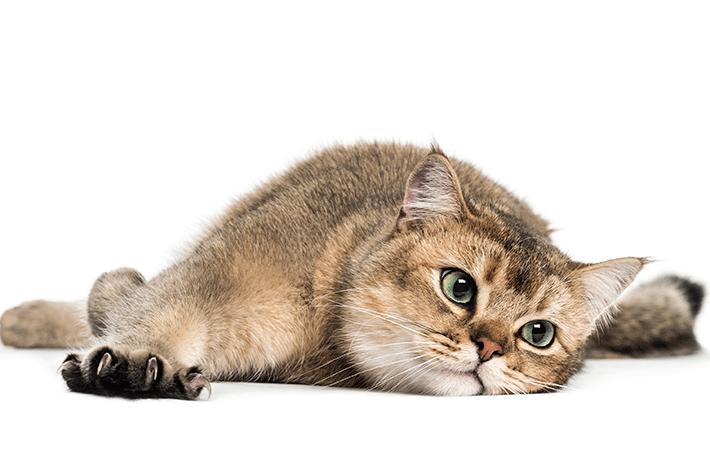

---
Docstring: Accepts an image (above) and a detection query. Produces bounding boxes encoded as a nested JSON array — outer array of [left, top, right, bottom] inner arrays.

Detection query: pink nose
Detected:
[[476, 337, 503, 361]]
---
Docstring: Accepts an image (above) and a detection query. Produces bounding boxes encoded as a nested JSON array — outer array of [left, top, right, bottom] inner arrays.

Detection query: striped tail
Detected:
[[586, 276, 704, 358]]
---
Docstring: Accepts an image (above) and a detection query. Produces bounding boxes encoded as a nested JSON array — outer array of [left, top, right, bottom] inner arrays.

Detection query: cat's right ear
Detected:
[[571, 257, 646, 330], [396, 152, 469, 232]]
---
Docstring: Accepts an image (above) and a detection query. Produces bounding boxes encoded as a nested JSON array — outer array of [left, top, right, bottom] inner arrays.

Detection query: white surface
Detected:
[[1, 1, 708, 471]]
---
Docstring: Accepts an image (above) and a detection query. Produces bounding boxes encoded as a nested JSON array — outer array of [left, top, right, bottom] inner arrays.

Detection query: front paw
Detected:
[[60, 347, 211, 400]]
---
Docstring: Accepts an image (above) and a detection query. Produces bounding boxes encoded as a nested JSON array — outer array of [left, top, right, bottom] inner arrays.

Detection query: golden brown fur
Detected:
[[0, 142, 703, 399]]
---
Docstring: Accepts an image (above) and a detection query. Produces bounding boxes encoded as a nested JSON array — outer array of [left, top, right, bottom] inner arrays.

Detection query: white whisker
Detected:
[[381, 357, 440, 393], [320, 349, 425, 389], [505, 368, 568, 393], [313, 301, 432, 339]]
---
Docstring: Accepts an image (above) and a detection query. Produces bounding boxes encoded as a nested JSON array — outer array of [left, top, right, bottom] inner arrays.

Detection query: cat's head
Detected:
[[341, 149, 644, 395]]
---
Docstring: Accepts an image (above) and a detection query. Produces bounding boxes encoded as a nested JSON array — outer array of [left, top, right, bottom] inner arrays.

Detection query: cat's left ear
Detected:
[[396, 151, 469, 232], [572, 257, 646, 329]]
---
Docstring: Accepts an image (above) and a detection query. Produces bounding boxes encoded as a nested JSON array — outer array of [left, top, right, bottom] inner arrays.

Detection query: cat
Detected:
[[1, 142, 703, 399]]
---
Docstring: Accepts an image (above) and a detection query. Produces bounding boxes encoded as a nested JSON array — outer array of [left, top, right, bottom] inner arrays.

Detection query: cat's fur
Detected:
[[1, 142, 703, 399]]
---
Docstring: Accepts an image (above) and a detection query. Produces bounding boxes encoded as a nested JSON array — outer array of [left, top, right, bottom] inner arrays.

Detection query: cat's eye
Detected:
[[519, 320, 555, 348], [440, 269, 477, 306]]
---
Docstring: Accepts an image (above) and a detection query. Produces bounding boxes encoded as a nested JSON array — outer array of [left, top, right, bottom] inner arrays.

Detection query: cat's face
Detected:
[[340, 151, 643, 395]]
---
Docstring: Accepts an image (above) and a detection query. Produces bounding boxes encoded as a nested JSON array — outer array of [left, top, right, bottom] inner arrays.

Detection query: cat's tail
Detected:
[[1, 300, 93, 349], [586, 276, 704, 358]]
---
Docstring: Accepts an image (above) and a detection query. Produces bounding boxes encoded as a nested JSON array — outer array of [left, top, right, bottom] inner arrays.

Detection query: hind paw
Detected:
[[1, 300, 88, 348], [60, 346, 211, 400]]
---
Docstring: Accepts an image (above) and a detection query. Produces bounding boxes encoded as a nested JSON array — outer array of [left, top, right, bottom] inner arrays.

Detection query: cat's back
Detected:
[[198, 142, 551, 260], [244, 141, 426, 214]]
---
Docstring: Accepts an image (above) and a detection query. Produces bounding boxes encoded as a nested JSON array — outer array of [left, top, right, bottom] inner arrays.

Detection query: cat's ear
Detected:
[[396, 152, 468, 232], [572, 257, 646, 328]]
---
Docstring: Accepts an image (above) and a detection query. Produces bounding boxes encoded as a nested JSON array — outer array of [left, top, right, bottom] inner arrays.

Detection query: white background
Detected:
[[1, 1, 708, 471]]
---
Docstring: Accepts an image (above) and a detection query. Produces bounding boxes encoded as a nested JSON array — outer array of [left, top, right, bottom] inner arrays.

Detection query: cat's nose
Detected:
[[475, 337, 503, 361]]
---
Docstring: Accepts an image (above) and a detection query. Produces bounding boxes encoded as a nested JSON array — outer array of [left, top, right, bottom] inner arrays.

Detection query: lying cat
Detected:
[[1, 142, 703, 399]]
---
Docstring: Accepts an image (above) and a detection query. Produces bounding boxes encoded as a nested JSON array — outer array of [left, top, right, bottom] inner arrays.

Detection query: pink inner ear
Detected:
[[398, 174, 427, 231], [403, 173, 425, 208], [396, 154, 466, 232], [578, 257, 645, 323]]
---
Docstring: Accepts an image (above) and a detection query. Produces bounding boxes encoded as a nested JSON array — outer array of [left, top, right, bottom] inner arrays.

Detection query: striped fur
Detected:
[[1, 142, 703, 399]]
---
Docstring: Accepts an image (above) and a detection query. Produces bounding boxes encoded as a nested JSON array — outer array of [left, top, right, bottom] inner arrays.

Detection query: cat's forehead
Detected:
[[405, 224, 571, 306], [419, 223, 563, 271]]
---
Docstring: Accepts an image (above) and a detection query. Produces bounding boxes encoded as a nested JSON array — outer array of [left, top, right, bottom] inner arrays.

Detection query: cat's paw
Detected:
[[60, 346, 211, 400]]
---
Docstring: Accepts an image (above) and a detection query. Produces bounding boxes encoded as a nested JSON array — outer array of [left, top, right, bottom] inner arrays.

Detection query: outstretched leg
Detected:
[[58, 267, 214, 400], [5, 260, 316, 400]]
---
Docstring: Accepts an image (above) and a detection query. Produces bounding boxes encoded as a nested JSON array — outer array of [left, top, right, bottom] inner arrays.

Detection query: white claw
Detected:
[[198, 381, 212, 401], [146, 357, 159, 386], [58, 359, 75, 374], [97, 352, 112, 376], [189, 373, 212, 401]]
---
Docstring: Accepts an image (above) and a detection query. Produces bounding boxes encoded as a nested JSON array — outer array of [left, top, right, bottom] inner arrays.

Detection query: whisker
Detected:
[[381, 357, 440, 393], [320, 350, 426, 389], [505, 368, 568, 393], [367, 355, 436, 392], [314, 343, 420, 384], [314, 301, 431, 338], [306, 287, 380, 307], [306, 287, 457, 394], [309, 285, 443, 337]]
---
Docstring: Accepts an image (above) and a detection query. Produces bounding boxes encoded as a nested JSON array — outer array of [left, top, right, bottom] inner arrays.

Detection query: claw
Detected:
[[145, 357, 159, 387], [58, 354, 80, 374], [97, 352, 112, 376], [188, 372, 212, 401]]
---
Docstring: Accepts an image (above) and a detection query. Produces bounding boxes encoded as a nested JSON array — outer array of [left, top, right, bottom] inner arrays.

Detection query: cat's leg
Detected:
[[1, 300, 92, 349], [0, 268, 146, 350], [58, 268, 212, 400]]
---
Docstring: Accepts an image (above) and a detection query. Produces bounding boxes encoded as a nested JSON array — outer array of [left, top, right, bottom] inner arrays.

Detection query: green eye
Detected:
[[519, 320, 555, 348], [440, 269, 477, 306]]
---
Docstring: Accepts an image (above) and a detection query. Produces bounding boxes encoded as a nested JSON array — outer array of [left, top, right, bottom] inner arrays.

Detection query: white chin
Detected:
[[417, 369, 484, 396]]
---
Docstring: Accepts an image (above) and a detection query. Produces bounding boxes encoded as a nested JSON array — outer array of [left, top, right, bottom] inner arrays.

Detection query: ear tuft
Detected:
[[396, 152, 467, 232], [574, 257, 646, 326]]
